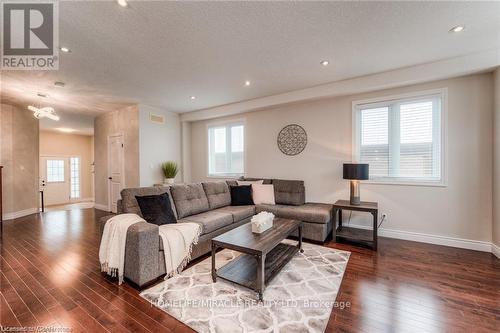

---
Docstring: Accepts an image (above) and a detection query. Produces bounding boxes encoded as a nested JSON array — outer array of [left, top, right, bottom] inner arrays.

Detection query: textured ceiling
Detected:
[[1, 1, 499, 117]]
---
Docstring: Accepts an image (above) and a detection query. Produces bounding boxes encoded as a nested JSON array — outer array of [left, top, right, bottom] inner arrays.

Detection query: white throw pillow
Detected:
[[237, 180, 264, 185], [251, 184, 275, 205]]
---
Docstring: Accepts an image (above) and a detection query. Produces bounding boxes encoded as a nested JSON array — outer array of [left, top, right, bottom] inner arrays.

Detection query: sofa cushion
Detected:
[[202, 182, 231, 209], [254, 204, 280, 215], [237, 180, 263, 185], [135, 192, 177, 225], [272, 179, 305, 206], [120, 186, 178, 219], [229, 185, 254, 206], [226, 180, 238, 187], [251, 184, 275, 205], [239, 177, 272, 184], [256, 203, 332, 224], [178, 211, 233, 234], [213, 205, 256, 222], [170, 184, 210, 219]]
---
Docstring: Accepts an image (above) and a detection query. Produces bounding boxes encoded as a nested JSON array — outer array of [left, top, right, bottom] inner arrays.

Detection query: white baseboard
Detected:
[[94, 203, 110, 212], [379, 228, 492, 252], [492, 243, 500, 259], [346, 223, 493, 253], [3, 207, 39, 221], [77, 197, 95, 203]]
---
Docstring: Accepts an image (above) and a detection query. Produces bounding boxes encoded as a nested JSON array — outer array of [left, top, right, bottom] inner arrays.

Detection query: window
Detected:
[[46, 160, 65, 182], [353, 91, 444, 184], [208, 122, 244, 177], [70, 157, 80, 199]]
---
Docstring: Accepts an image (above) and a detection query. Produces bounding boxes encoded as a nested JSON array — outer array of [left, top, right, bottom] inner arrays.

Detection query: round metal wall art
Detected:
[[277, 124, 308, 156]]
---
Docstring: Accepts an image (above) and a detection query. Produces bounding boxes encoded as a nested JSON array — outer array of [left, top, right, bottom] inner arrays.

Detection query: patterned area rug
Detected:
[[140, 241, 350, 333]]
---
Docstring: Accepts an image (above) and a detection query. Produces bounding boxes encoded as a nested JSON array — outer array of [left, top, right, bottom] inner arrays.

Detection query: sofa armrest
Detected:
[[117, 199, 124, 214], [124, 222, 160, 287], [99, 215, 116, 236]]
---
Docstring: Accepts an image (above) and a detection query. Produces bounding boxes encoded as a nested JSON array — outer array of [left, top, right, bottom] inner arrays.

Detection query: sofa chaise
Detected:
[[99, 178, 333, 287]]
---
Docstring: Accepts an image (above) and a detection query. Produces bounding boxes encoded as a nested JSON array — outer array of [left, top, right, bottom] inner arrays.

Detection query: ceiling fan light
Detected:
[[27, 105, 60, 121], [47, 114, 60, 121]]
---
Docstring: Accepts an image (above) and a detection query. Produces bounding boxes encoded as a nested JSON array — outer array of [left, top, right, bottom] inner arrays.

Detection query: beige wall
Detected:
[[190, 73, 494, 243], [39, 131, 94, 200], [493, 68, 500, 247], [1, 103, 39, 217], [139, 105, 182, 186], [94, 105, 140, 207]]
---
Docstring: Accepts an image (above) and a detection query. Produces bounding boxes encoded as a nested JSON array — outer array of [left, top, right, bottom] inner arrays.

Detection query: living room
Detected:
[[1, 1, 499, 333]]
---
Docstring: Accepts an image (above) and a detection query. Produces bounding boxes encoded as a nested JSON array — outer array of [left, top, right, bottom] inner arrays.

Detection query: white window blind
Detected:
[[354, 93, 443, 184], [208, 122, 244, 177]]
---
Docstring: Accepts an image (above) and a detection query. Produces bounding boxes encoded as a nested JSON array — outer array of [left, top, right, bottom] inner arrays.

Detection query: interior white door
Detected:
[[108, 134, 124, 213], [40, 156, 70, 206]]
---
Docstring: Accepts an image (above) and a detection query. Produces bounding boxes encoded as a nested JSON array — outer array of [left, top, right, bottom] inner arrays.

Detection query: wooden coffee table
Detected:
[[211, 218, 302, 301]]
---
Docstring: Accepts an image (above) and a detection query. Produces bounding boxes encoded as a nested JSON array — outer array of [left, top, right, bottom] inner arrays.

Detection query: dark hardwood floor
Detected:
[[1, 208, 499, 332]]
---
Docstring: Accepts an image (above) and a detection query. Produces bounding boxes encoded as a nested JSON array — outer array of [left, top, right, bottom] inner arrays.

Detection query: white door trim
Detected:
[[41, 154, 83, 203]]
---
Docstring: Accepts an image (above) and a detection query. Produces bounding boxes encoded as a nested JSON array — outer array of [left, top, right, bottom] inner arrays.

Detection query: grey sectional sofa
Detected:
[[99, 178, 333, 287]]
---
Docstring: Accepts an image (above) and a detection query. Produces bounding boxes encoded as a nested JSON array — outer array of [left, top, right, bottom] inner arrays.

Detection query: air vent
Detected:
[[149, 113, 165, 124]]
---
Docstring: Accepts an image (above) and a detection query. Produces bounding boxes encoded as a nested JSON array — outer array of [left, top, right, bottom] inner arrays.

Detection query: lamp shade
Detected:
[[343, 163, 369, 180]]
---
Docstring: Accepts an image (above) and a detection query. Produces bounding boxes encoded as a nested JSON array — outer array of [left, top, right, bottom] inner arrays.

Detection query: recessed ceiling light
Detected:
[[449, 25, 465, 33], [117, 0, 128, 7], [190, 96, 196, 100], [320, 60, 329, 66], [54, 81, 65, 87], [244, 80, 251, 86], [57, 128, 76, 133], [60, 47, 71, 53]]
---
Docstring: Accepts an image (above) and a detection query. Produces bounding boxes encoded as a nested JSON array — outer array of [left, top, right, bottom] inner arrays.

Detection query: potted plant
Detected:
[[162, 161, 178, 184]]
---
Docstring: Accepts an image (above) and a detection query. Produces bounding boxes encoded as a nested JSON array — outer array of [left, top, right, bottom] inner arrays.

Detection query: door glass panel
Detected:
[[47, 160, 64, 182], [70, 157, 80, 198]]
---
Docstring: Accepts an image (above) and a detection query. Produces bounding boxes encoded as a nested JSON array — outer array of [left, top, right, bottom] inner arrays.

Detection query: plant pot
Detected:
[[164, 178, 175, 185]]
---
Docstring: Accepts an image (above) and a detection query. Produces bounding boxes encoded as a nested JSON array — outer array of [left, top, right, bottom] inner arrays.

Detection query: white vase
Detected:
[[164, 178, 175, 185]]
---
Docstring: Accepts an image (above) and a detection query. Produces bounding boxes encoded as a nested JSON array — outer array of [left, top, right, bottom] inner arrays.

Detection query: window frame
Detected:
[[70, 156, 81, 199], [46, 159, 66, 183], [206, 119, 246, 178], [352, 88, 448, 187]]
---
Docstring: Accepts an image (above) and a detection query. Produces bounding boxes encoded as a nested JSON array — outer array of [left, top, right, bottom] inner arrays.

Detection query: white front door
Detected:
[[40, 156, 70, 206], [108, 134, 124, 213]]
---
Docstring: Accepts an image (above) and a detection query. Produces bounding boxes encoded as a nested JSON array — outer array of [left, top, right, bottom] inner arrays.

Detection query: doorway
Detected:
[[107, 134, 124, 213], [40, 155, 81, 207]]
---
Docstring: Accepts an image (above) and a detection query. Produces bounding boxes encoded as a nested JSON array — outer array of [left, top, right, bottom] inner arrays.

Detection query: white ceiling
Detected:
[[39, 112, 94, 136], [1, 1, 499, 118]]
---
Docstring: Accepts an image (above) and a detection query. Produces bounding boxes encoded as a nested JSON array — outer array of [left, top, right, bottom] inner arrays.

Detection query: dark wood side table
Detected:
[[332, 200, 378, 250]]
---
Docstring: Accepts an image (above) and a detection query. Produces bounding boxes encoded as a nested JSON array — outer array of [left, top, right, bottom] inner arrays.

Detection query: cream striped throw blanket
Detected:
[[99, 213, 201, 284]]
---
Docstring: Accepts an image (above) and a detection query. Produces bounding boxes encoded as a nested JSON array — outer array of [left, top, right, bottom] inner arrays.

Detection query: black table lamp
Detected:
[[343, 163, 369, 205]]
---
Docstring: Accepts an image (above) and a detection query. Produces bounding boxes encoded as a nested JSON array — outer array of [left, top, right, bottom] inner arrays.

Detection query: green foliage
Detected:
[[162, 161, 178, 179]]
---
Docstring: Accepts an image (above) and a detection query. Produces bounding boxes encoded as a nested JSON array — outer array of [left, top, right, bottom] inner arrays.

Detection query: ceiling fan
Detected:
[[27, 105, 60, 121]]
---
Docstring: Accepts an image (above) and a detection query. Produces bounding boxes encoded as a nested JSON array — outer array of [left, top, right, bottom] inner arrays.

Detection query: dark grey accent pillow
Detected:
[[135, 193, 177, 225], [230, 185, 254, 206]]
